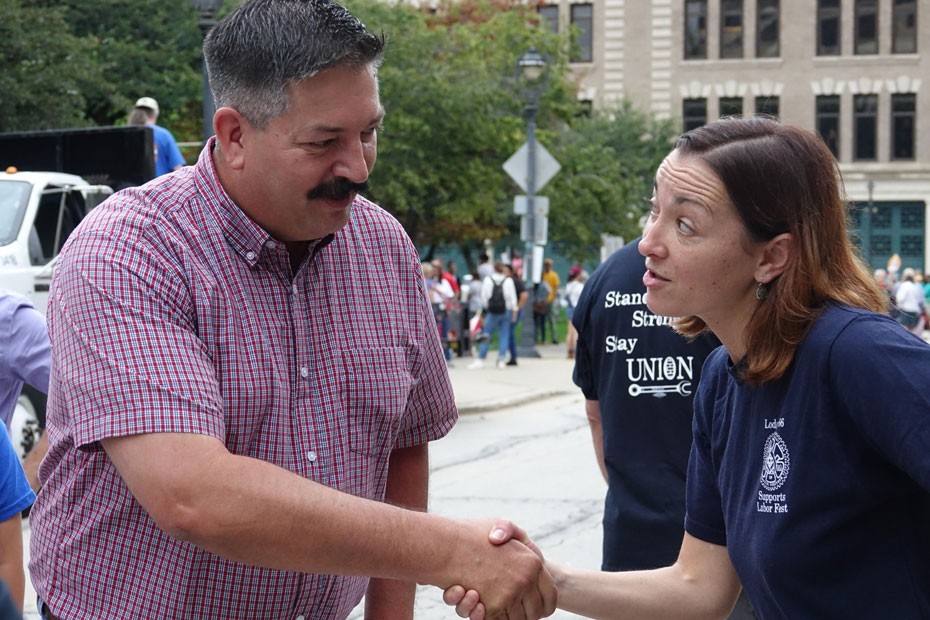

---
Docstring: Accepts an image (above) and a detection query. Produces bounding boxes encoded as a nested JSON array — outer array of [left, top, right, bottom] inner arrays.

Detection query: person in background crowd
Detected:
[[562, 265, 585, 359], [128, 96, 186, 177], [468, 262, 517, 370], [424, 261, 456, 362], [29, 2, 555, 619], [477, 253, 493, 283], [449, 116, 930, 620], [894, 267, 926, 334], [0, 291, 42, 614], [567, 242, 753, 618], [541, 258, 560, 344], [532, 279, 551, 345], [502, 263, 528, 366], [0, 291, 50, 492]]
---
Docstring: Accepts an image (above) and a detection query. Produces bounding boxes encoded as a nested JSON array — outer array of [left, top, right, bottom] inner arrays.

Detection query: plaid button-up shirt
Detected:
[[29, 140, 457, 620]]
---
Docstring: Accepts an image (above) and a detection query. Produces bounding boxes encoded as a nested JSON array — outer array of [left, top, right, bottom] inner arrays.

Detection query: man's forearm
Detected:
[[365, 444, 429, 619], [102, 432, 552, 617]]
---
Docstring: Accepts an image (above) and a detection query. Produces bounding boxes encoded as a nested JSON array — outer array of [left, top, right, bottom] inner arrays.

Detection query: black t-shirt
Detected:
[[572, 239, 719, 571]]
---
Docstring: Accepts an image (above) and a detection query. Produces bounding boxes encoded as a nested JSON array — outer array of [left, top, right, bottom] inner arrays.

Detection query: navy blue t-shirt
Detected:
[[687, 303, 930, 619], [573, 240, 719, 571]]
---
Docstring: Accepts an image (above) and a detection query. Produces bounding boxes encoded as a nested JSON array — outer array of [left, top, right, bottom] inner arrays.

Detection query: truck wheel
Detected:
[[10, 385, 46, 462]]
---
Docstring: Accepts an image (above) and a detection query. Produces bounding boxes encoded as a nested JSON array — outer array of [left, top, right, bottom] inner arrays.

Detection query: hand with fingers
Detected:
[[443, 520, 553, 620]]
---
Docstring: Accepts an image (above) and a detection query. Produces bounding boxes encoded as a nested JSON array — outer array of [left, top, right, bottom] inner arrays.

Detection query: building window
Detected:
[[755, 96, 779, 118], [891, 94, 916, 159], [817, 0, 841, 55], [538, 5, 559, 33], [720, 0, 744, 58], [684, 0, 708, 59], [854, 94, 877, 160], [892, 0, 917, 53], [570, 4, 593, 62], [855, 0, 878, 54], [756, 0, 780, 57], [683, 98, 707, 131], [816, 95, 840, 157], [720, 97, 743, 117]]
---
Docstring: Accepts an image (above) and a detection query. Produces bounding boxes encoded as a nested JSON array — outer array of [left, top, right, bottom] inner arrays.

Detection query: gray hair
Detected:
[[204, 0, 385, 129]]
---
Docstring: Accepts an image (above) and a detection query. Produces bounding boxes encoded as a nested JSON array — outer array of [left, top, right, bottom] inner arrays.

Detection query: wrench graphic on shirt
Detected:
[[628, 380, 692, 397]]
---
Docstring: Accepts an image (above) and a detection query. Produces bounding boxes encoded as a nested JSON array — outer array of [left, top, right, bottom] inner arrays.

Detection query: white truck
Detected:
[[0, 125, 155, 459], [1, 169, 112, 458]]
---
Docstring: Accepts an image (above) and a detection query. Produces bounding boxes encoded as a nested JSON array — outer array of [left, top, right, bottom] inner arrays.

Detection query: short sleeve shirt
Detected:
[[0, 291, 50, 429], [29, 139, 457, 620], [572, 240, 719, 571], [687, 304, 930, 618]]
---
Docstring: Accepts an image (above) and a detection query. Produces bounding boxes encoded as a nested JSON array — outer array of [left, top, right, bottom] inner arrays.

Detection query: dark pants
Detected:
[[508, 308, 524, 361]]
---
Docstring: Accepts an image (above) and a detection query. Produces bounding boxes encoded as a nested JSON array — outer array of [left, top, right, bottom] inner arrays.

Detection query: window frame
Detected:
[[684, 0, 708, 60], [890, 93, 916, 160], [683, 98, 708, 132], [720, 0, 744, 58], [570, 3, 594, 63], [538, 5, 559, 34], [817, 0, 842, 56], [853, 94, 878, 161], [756, 0, 780, 57], [892, 0, 917, 54], [854, 0, 879, 55], [816, 95, 841, 158]]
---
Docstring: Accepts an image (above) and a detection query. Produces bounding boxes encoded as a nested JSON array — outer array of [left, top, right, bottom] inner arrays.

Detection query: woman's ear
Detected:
[[756, 233, 793, 282]]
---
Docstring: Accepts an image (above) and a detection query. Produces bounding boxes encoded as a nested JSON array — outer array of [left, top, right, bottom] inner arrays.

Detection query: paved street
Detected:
[[22, 343, 607, 619]]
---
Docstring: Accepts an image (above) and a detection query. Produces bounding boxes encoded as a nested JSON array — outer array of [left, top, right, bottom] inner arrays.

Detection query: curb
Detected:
[[456, 388, 575, 414]]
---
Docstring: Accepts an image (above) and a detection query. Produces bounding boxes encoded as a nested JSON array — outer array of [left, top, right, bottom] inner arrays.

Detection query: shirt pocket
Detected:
[[340, 347, 413, 498]]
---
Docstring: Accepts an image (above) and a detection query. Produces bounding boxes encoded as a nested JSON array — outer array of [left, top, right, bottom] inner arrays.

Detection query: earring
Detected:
[[756, 281, 768, 301]]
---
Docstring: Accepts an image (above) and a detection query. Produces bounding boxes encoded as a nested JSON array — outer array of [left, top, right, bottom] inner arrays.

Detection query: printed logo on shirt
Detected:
[[757, 425, 790, 514], [625, 355, 695, 398]]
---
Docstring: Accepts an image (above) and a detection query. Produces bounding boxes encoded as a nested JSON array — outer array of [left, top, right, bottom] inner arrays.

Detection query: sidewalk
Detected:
[[446, 342, 579, 413]]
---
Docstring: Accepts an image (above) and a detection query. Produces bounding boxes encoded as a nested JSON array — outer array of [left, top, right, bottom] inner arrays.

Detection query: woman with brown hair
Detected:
[[447, 116, 930, 619]]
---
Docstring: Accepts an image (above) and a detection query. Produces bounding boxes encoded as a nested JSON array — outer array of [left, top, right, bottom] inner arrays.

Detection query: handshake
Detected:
[[433, 518, 558, 620]]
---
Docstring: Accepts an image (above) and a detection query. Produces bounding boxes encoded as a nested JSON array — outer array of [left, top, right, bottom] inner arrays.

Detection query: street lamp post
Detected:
[[193, 0, 224, 144], [515, 48, 549, 358], [866, 179, 875, 267]]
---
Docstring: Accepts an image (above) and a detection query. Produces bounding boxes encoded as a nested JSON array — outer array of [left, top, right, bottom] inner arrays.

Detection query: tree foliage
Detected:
[[1, 0, 676, 267], [3, 0, 205, 140]]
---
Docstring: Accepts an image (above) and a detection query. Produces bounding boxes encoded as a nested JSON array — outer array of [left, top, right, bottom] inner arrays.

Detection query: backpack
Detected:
[[487, 279, 506, 314]]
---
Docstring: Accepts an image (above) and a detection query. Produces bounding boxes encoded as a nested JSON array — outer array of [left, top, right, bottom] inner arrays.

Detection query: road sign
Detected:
[[520, 213, 548, 245], [513, 195, 549, 216], [503, 141, 561, 193]]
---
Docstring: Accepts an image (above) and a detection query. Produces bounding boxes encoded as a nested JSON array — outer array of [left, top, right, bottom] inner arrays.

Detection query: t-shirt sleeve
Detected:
[[166, 135, 185, 169], [9, 300, 50, 394], [830, 315, 930, 492], [51, 231, 225, 451], [0, 426, 35, 521], [571, 282, 597, 400], [684, 351, 728, 546]]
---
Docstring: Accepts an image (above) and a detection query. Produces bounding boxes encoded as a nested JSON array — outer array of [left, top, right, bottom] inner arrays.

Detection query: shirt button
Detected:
[[306, 451, 317, 462], [300, 366, 309, 378], [245, 251, 256, 261], [296, 616, 306, 620], [292, 283, 299, 295]]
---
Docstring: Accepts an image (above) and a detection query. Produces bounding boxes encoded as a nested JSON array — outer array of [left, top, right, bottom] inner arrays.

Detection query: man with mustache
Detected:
[[28, 1, 555, 619]]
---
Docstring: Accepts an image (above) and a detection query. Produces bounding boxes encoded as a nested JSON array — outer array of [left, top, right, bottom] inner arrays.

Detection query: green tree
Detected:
[[16, 0, 205, 141], [343, 0, 575, 263], [545, 102, 678, 263], [0, 0, 101, 131]]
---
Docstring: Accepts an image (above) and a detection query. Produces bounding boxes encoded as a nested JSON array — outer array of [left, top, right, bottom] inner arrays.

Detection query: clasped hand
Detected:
[[442, 519, 552, 620]]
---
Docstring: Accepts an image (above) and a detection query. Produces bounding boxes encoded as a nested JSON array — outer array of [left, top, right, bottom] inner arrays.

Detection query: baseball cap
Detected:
[[134, 97, 159, 115], [569, 265, 582, 277]]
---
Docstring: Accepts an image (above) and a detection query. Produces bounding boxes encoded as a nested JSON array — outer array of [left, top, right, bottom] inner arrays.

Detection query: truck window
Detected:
[[0, 181, 31, 247], [32, 186, 85, 266]]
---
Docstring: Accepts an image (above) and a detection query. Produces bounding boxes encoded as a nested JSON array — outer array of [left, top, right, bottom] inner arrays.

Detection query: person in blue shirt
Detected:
[[129, 97, 186, 177], [447, 116, 930, 620]]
